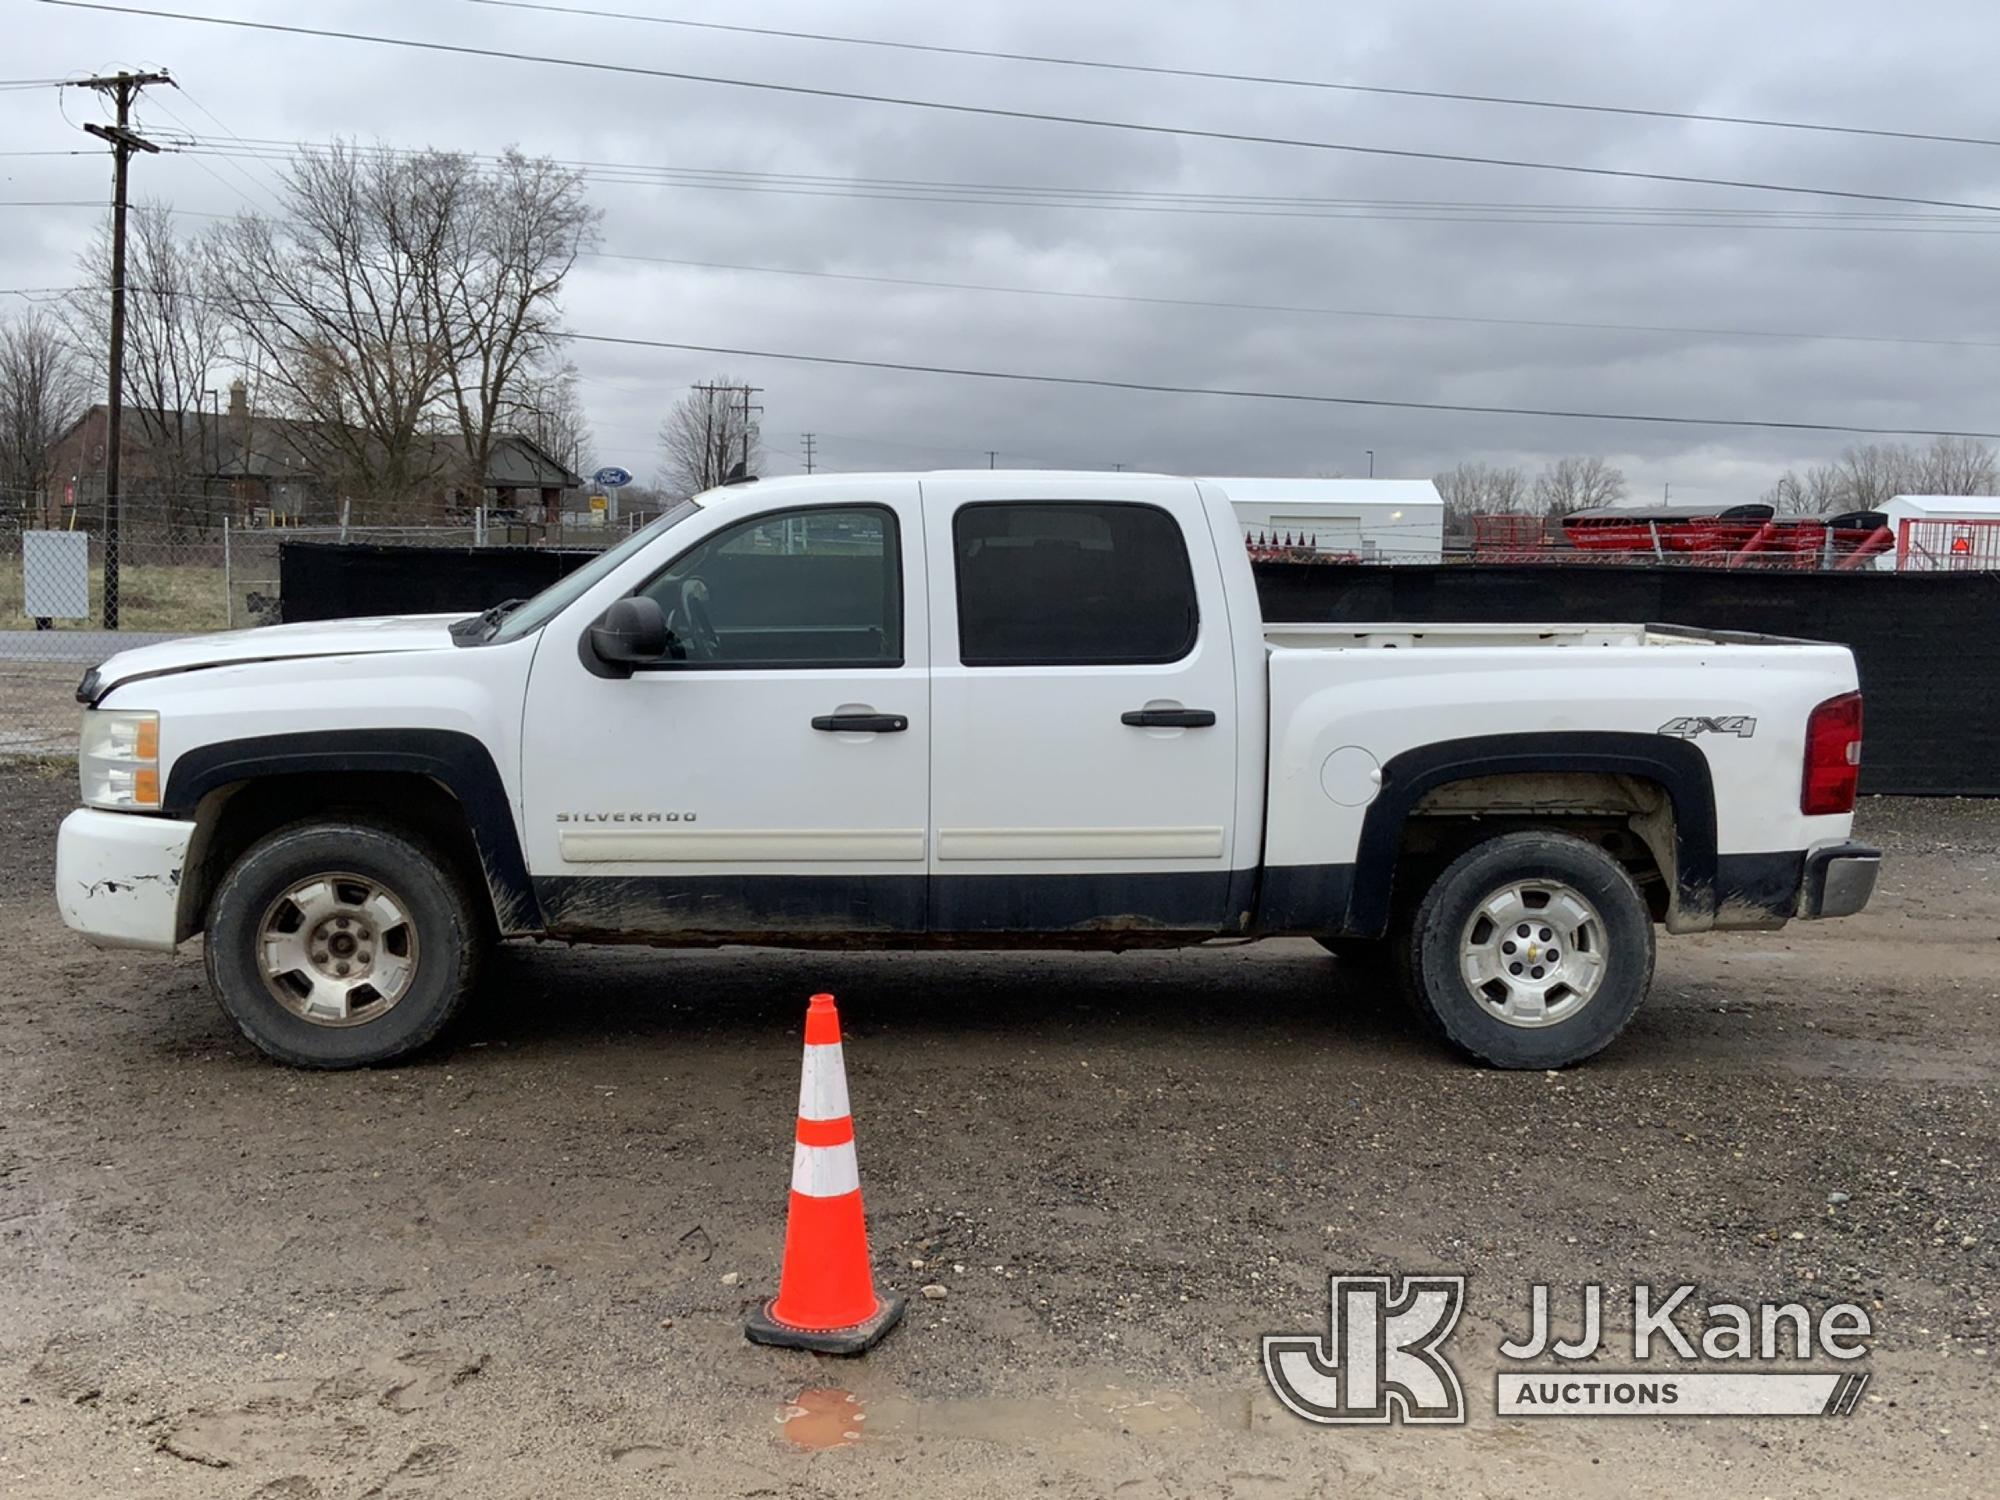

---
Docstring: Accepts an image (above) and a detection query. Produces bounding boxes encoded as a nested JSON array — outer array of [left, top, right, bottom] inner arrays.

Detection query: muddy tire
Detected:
[[204, 819, 485, 1068], [1404, 831, 1653, 1069]]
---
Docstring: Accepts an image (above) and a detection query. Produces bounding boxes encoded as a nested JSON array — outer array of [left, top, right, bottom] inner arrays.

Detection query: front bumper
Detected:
[[55, 808, 196, 952], [1800, 841, 1881, 919]]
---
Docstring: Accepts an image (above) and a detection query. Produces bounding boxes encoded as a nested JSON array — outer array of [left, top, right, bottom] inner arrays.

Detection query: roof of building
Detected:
[[49, 403, 582, 490]]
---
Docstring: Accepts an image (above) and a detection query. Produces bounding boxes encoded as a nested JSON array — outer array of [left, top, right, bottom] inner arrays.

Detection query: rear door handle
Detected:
[[1121, 708, 1217, 728], [812, 713, 909, 733]]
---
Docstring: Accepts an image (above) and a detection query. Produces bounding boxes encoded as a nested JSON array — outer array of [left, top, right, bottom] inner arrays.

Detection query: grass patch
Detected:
[[1, 561, 235, 633]]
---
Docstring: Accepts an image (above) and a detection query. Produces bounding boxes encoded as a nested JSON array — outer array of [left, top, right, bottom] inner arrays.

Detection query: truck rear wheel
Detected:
[[1404, 831, 1653, 1069], [204, 819, 485, 1068]]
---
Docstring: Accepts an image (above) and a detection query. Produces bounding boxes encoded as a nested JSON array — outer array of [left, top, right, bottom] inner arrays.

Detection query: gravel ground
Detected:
[[1, 767, 1995, 1498]]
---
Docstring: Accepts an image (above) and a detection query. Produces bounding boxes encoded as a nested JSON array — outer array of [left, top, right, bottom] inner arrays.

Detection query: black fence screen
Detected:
[[279, 542, 1997, 795], [281, 542, 592, 623], [1255, 562, 2000, 796]]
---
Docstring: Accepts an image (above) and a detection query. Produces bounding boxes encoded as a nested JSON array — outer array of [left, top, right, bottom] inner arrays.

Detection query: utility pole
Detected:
[[69, 69, 170, 630], [691, 381, 719, 487], [986, 450, 997, 470], [736, 384, 763, 475], [801, 433, 816, 474], [690, 381, 763, 482]]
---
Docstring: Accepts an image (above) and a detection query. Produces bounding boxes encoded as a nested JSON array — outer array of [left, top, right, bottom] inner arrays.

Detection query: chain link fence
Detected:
[[1, 487, 632, 753]]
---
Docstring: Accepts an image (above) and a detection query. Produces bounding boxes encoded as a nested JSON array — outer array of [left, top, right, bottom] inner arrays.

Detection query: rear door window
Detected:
[[952, 502, 1198, 666]]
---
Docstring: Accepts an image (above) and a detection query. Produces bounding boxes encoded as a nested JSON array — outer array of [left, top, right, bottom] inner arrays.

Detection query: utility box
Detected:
[[21, 531, 90, 622]]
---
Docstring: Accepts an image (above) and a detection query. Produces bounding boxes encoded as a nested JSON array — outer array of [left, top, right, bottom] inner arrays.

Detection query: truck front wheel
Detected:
[[1404, 831, 1653, 1068], [204, 819, 485, 1068]]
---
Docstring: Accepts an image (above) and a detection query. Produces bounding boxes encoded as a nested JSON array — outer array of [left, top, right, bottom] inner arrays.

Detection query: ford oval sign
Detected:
[[592, 466, 633, 488]]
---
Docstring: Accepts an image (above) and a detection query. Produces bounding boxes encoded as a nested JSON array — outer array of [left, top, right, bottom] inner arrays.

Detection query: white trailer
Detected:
[[1208, 477, 1445, 562]]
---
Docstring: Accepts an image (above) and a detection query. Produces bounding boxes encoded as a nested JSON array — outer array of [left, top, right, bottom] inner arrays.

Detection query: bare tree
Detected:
[[1762, 463, 1846, 514], [1433, 460, 1529, 528], [1766, 438, 1994, 516], [430, 149, 598, 494], [0, 307, 87, 521], [1532, 455, 1627, 517], [658, 376, 761, 496], [207, 142, 463, 513], [1910, 435, 1998, 495], [69, 202, 231, 531], [515, 361, 593, 481], [1831, 442, 1919, 510]]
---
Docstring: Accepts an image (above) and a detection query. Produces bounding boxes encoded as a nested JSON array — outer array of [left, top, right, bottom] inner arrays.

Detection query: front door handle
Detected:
[[812, 713, 909, 733], [1121, 708, 1217, 728]]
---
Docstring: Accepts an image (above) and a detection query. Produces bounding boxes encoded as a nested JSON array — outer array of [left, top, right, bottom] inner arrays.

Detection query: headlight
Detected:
[[80, 709, 161, 810]]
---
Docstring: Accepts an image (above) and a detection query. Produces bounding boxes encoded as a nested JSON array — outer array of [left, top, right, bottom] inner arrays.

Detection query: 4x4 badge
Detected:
[[1657, 715, 1757, 739]]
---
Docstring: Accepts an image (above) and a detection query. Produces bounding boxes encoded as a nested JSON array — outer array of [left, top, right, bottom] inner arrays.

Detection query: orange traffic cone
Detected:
[[744, 994, 905, 1354]]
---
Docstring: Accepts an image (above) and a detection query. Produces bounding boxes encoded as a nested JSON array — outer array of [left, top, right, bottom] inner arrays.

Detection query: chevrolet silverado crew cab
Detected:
[[57, 472, 1880, 1070]]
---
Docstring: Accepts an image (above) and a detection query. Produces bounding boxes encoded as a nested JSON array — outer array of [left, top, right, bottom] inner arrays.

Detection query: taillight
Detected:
[[1802, 691, 1863, 815]]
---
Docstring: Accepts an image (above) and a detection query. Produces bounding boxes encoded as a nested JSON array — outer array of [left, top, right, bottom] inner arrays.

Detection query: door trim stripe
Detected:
[[935, 827, 1226, 861], [560, 828, 926, 863]]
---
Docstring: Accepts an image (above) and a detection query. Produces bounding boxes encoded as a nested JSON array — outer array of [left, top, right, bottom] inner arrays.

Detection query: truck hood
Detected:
[[81, 614, 467, 703]]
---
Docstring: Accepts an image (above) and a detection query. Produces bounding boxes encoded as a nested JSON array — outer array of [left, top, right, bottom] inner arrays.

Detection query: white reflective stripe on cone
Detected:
[[797, 1042, 852, 1122], [791, 1139, 862, 1198]]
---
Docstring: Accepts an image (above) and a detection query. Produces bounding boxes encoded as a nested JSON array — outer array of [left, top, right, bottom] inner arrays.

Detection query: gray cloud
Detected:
[[6, 0, 1999, 498]]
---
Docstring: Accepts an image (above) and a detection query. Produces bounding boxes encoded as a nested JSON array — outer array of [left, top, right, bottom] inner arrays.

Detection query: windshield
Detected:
[[481, 499, 701, 644]]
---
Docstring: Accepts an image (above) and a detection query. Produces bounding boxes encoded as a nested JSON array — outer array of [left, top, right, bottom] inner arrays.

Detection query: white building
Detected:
[[1207, 477, 1445, 562], [1876, 495, 2000, 570]]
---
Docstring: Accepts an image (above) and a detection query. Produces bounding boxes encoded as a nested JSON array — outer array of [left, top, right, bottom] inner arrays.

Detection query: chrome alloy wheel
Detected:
[[257, 873, 420, 1027], [1458, 878, 1608, 1029]]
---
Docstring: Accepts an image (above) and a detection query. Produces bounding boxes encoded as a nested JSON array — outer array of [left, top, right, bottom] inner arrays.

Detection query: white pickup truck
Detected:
[[56, 472, 1879, 1070]]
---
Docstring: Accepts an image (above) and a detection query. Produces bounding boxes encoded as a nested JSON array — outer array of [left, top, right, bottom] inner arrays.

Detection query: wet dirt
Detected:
[[2, 767, 1995, 1497], [777, 1387, 865, 1450]]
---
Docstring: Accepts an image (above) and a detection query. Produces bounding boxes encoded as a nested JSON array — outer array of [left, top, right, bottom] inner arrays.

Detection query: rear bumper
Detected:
[[55, 808, 194, 952], [1800, 841, 1880, 919]]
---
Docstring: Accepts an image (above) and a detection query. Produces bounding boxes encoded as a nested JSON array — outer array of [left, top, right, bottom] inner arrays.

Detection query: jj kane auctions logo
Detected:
[[1264, 1276, 1872, 1424]]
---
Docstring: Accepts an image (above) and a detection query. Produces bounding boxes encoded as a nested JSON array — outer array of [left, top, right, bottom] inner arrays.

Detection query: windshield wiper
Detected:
[[450, 597, 526, 643]]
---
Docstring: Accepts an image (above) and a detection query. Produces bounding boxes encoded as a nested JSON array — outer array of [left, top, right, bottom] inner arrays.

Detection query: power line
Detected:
[[139, 88, 287, 215], [36, 129, 2000, 232], [454, 0, 2000, 153], [166, 136, 2000, 221], [25, 267, 2000, 440], [587, 252, 2000, 352], [36, 2, 2000, 215], [176, 141, 2000, 232], [558, 329, 2000, 440], [21, 222, 2000, 355], [55, 264, 1986, 439]]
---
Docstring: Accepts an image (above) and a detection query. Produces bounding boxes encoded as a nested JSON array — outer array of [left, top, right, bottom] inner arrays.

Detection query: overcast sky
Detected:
[[7, 0, 2000, 500]]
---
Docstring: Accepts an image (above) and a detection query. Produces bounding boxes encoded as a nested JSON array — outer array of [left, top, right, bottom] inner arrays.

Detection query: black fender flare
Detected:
[[162, 728, 539, 932], [1345, 731, 1719, 936]]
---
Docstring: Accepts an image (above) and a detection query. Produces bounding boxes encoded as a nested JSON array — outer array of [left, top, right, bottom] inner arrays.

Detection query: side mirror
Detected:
[[588, 596, 670, 670]]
